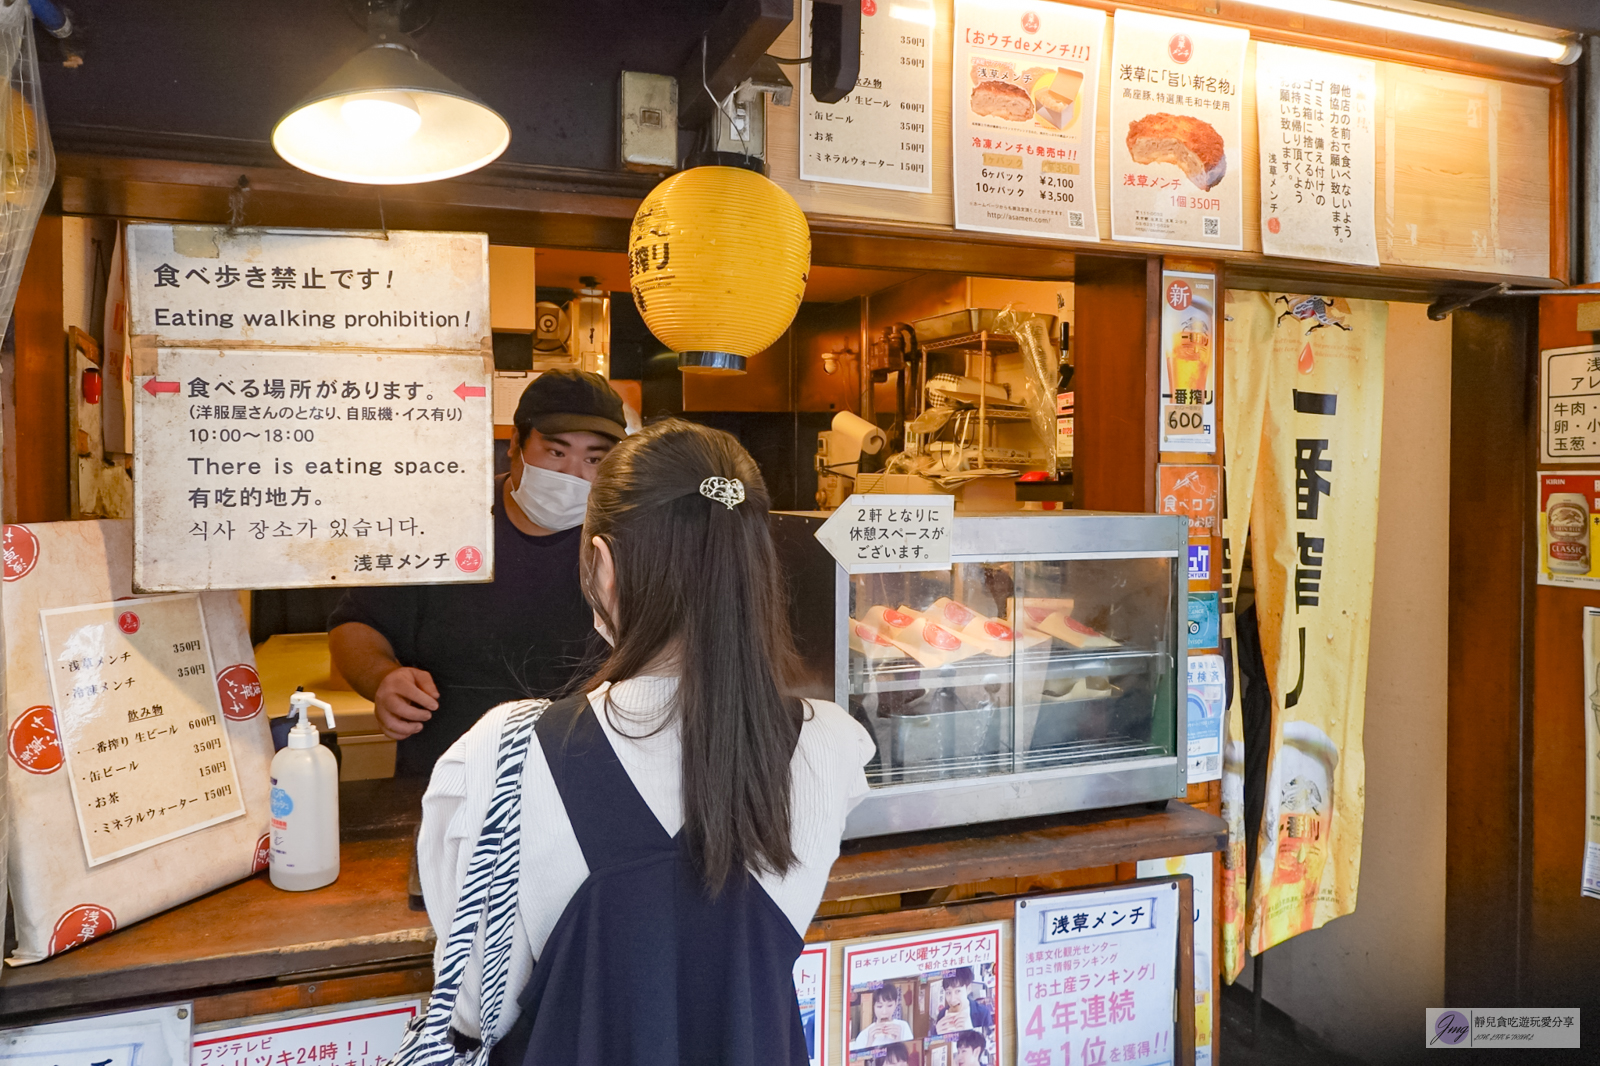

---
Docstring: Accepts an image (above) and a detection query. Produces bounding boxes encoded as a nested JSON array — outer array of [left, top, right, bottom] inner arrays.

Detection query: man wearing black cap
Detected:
[[328, 369, 628, 776]]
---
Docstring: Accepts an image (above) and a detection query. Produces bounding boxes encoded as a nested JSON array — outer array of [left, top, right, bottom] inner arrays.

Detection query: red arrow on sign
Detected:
[[143, 379, 180, 395], [454, 382, 487, 400]]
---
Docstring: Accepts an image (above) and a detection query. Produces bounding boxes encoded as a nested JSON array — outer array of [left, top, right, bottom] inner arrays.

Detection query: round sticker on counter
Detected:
[[8, 706, 62, 774], [117, 611, 141, 634], [455, 546, 483, 573], [50, 904, 116, 955], [271, 787, 294, 818], [3, 524, 39, 581], [217, 664, 265, 721], [253, 833, 271, 872]]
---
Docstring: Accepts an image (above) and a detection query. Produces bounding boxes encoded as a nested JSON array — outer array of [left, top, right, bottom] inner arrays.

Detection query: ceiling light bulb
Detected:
[[340, 91, 422, 143]]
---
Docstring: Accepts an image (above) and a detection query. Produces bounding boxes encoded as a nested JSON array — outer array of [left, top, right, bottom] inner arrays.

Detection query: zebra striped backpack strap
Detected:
[[390, 698, 549, 1066]]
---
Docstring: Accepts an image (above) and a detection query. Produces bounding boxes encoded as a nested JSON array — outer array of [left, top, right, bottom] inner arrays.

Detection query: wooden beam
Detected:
[[12, 214, 67, 523]]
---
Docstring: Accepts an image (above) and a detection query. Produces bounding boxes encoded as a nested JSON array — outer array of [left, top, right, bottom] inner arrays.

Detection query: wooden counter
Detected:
[[0, 781, 1222, 1022]]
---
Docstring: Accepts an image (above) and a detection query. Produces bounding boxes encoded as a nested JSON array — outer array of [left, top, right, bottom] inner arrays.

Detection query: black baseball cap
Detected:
[[513, 369, 627, 441]]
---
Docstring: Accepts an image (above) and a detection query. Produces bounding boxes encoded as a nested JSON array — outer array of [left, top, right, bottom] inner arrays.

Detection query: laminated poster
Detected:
[[1253, 43, 1378, 266], [1135, 855, 1216, 1065], [952, 0, 1106, 240], [1536, 472, 1600, 588], [1015, 882, 1179, 1066], [1541, 344, 1600, 463], [1110, 11, 1247, 249], [800, 0, 935, 192], [843, 923, 1002, 1066], [1187, 653, 1224, 783], [794, 944, 830, 1066], [1, 1005, 192, 1066], [1585, 608, 1600, 900], [1159, 271, 1217, 452], [191, 999, 421, 1066]]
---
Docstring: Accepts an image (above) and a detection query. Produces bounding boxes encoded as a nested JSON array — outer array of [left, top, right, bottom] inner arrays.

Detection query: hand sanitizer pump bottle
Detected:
[[270, 690, 340, 891]]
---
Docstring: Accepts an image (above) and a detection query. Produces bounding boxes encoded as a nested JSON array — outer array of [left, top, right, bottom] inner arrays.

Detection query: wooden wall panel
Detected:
[[1445, 301, 1534, 1006], [1525, 291, 1600, 1018], [11, 215, 67, 523], [1074, 255, 1158, 513], [767, 1, 1554, 283]]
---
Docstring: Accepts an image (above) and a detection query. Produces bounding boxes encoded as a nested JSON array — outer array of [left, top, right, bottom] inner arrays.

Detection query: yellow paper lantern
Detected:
[[629, 166, 811, 373]]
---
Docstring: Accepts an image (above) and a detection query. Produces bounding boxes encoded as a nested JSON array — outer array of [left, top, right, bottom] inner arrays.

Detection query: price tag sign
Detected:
[[1158, 272, 1217, 452], [41, 594, 245, 866], [814, 494, 953, 574]]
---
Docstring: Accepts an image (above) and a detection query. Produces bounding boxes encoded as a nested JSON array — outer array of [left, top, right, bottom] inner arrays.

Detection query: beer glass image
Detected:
[[1259, 721, 1340, 945], [1167, 304, 1212, 399]]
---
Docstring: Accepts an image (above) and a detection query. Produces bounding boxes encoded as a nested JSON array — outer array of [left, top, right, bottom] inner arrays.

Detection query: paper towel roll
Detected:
[[832, 410, 886, 456]]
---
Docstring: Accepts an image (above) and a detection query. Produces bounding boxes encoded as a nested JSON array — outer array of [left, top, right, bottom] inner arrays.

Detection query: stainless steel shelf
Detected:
[[848, 647, 1172, 695]]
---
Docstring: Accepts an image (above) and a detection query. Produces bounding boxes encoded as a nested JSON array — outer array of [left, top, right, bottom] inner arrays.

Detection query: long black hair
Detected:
[[578, 418, 805, 894]]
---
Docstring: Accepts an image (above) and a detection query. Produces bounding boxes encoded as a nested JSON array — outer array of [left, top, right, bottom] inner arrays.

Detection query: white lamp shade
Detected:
[[273, 43, 510, 184]]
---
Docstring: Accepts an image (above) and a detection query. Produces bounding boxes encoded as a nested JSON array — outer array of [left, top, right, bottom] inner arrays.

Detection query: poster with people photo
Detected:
[[843, 923, 1003, 1066]]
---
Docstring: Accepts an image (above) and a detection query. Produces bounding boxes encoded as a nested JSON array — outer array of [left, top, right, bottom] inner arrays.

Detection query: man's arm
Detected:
[[329, 621, 441, 741]]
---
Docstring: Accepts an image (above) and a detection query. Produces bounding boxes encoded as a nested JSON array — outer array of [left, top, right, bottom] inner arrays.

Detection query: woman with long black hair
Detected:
[[411, 418, 875, 1066]]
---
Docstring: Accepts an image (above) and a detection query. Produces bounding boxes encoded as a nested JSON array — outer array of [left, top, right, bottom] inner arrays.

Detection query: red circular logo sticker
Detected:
[[1267, 216, 1282, 234], [217, 664, 265, 721], [939, 600, 975, 626], [455, 546, 483, 573], [861, 0, 877, 15], [1169, 33, 1193, 64], [923, 623, 962, 652], [253, 833, 272, 872], [1021, 11, 1040, 33], [8, 706, 61, 774], [1166, 279, 1192, 311], [854, 622, 893, 646], [3, 524, 39, 582], [50, 904, 116, 955], [117, 611, 140, 634], [984, 619, 1015, 642], [883, 608, 913, 629]]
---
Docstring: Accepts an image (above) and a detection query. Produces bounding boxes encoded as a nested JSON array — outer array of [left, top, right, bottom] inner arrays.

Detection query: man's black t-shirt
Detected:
[[328, 477, 598, 776]]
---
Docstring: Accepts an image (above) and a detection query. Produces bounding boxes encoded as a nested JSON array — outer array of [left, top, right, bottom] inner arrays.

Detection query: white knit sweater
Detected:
[[418, 676, 876, 1040]]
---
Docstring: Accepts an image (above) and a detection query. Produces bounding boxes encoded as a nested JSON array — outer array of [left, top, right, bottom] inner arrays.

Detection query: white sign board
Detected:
[[952, 0, 1105, 240], [133, 348, 494, 591], [800, 0, 934, 192], [191, 999, 422, 1066], [126, 227, 490, 351], [1255, 43, 1378, 266], [843, 923, 1003, 1065], [1187, 653, 1224, 783], [1136, 856, 1216, 1065], [1542, 344, 1600, 462], [1109, 11, 1247, 249], [793, 944, 829, 1066], [42, 594, 245, 866], [1, 1005, 192, 1066], [815, 494, 953, 574], [1016, 882, 1180, 1066]]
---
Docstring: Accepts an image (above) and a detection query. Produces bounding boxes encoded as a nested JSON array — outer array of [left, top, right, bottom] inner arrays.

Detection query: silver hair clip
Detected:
[[699, 476, 745, 510]]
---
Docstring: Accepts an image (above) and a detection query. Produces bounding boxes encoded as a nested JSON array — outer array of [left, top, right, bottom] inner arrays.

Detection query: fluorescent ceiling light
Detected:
[[273, 43, 510, 184], [1238, 0, 1580, 63]]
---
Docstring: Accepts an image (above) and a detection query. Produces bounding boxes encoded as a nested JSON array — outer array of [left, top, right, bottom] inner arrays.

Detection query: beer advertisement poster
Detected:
[[1109, 11, 1247, 249], [952, 0, 1107, 240], [1158, 270, 1217, 452], [1537, 471, 1600, 588]]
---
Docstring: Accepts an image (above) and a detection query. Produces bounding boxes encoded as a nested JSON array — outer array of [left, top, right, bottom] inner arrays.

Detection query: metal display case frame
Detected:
[[771, 510, 1188, 839]]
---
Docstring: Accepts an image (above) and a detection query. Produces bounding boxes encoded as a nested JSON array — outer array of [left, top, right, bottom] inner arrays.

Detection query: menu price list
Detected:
[[800, 0, 935, 192], [42, 593, 246, 866]]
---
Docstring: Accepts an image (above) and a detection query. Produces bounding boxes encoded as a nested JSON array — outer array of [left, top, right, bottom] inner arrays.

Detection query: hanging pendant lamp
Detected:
[[273, 40, 510, 184]]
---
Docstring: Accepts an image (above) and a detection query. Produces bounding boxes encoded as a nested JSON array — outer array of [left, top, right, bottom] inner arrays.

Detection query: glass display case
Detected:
[[771, 510, 1187, 838]]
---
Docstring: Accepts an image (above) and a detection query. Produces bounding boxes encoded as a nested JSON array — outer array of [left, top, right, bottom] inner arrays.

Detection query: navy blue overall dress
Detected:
[[489, 692, 810, 1066]]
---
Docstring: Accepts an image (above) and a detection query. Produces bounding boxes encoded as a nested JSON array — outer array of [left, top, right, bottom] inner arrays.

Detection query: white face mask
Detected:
[[510, 460, 592, 532]]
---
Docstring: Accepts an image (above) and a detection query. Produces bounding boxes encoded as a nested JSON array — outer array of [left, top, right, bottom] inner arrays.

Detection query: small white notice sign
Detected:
[[133, 347, 493, 592], [815, 494, 953, 574], [191, 999, 422, 1066], [1255, 43, 1378, 266], [127, 226, 490, 351], [42, 594, 245, 866], [1016, 882, 1180, 1066], [1, 1005, 193, 1066], [1542, 344, 1600, 463], [800, 0, 934, 192]]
